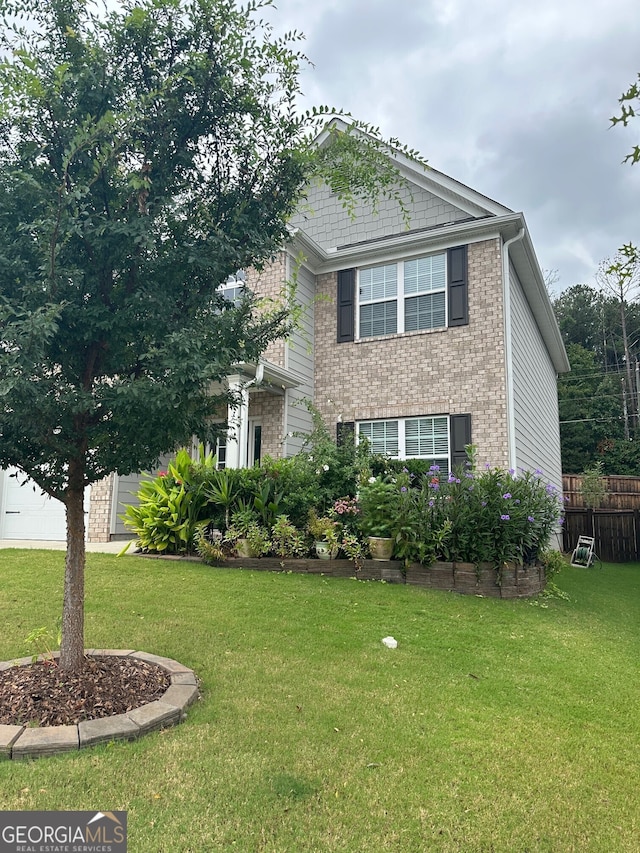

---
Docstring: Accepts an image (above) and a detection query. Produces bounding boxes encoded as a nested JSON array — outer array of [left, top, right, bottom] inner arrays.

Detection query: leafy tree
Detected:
[[611, 72, 640, 164], [596, 249, 640, 433], [0, 0, 410, 670], [557, 344, 624, 473]]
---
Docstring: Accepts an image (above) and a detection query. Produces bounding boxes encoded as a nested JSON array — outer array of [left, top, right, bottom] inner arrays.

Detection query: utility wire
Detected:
[[559, 416, 625, 424]]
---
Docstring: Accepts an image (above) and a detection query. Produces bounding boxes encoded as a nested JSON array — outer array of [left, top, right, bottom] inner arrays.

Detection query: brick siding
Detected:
[[313, 239, 509, 468]]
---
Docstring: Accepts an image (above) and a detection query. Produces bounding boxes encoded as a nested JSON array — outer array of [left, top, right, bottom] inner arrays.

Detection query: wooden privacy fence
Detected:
[[562, 508, 640, 563], [563, 474, 640, 510]]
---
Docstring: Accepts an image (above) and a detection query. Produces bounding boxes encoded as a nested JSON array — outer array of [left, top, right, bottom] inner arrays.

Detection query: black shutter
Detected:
[[450, 414, 472, 470], [337, 421, 355, 446], [337, 269, 355, 343], [447, 245, 468, 327]]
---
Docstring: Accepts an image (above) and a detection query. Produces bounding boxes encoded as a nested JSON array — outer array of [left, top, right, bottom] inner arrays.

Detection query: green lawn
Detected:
[[0, 551, 639, 852]]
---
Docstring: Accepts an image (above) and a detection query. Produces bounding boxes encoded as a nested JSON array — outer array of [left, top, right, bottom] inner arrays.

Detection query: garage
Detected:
[[0, 468, 67, 541]]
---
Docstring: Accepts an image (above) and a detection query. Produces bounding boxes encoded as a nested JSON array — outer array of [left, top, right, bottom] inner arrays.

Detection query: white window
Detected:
[[357, 416, 450, 466], [218, 270, 249, 306], [358, 254, 446, 338]]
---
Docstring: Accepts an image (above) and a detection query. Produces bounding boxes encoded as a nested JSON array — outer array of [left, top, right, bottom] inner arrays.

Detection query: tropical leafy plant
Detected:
[[121, 449, 213, 553]]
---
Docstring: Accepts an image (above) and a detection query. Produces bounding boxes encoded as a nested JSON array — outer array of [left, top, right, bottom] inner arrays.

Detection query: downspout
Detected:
[[502, 228, 525, 472]]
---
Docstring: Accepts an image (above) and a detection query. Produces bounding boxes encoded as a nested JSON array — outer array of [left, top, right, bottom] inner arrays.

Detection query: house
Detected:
[[0, 124, 570, 543]]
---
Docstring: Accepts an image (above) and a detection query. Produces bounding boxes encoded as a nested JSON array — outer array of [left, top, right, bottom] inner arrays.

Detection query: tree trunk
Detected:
[[59, 459, 86, 672]]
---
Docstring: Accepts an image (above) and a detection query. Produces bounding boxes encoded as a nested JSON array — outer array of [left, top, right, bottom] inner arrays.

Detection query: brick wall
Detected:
[[248, 391, 285, 460], [248, 252, 288, 369], [87, 474, 114, 543], [313, 238, 510, 468]]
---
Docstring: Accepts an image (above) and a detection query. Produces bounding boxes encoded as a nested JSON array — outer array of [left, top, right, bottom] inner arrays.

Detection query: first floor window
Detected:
[[357, 416, 450, 466], [215, 436, 227, 469]]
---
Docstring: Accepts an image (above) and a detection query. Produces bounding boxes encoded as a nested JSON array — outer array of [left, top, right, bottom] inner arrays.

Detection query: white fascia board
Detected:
[[233, 360, 304, 390], [393, 156, 512, 218]]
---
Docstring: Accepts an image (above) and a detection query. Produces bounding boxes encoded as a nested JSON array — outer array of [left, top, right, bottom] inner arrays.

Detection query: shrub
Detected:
[[271, 515, 308, 558], [122, 447, 214, 553]]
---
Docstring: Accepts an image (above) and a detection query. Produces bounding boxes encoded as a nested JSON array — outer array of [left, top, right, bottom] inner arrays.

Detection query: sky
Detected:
[[266, 0, 640, 294]]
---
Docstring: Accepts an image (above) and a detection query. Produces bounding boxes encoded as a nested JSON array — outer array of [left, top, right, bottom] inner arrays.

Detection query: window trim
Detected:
[[356, 415, 451, 465], [356, 252, 447, 339]]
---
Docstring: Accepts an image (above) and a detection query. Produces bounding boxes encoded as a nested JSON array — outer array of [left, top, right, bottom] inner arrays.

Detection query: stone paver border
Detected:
[[0, 650, 199, 760]]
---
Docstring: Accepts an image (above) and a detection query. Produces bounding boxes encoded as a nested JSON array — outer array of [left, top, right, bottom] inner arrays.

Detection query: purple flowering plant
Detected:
[[417, 445, 564, 568]]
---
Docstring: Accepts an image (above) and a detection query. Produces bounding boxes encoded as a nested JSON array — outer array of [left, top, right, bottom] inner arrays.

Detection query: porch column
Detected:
[[226, 374, 249, 469]]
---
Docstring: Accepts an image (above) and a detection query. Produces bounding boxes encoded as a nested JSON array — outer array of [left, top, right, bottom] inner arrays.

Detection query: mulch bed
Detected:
[[0, 656, 171, 727]]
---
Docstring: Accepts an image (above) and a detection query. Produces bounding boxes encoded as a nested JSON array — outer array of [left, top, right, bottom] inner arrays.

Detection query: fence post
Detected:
[[635, 509, 640, 561]]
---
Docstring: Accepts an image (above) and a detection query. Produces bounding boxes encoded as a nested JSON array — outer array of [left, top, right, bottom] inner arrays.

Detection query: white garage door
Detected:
[[0, 468, 67, 541]]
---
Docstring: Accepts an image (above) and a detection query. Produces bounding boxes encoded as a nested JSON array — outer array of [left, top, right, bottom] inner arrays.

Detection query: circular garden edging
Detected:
[[0, 650, 199, 760]]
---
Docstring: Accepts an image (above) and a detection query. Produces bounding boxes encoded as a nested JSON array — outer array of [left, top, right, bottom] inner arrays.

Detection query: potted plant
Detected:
[[358, 477, 398, 560], [307, 510, 340, 560], [226, 508, 271, 558], [271, 515, 308, 558]]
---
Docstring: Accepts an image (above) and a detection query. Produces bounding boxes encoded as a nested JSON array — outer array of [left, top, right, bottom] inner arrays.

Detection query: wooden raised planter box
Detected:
[[214, 557, 546, 598]]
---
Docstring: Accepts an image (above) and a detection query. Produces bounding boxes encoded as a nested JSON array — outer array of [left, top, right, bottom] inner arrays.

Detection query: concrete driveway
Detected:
[[0, 539, 136, 553]]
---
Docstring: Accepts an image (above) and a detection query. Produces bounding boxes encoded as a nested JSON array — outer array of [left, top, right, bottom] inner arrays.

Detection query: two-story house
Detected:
[[0, 124, 569, 543]]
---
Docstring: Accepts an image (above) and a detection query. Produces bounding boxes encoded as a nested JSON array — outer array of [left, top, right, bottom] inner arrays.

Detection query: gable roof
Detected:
[[290, 119, 569, 375]]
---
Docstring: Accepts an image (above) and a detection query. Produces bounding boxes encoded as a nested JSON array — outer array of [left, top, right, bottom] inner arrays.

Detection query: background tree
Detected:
[[0, 0, 410, 670], [556, 343, 625, 473], [595, 249, 640, 433]]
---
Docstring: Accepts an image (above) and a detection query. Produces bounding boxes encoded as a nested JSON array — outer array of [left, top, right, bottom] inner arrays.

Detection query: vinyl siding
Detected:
[[283, 260, 315, 455], [111, 456, 172, 537], [509, 262, 563, 490]]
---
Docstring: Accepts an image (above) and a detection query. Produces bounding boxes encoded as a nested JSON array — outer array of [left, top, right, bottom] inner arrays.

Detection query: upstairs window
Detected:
[[218, 270, 249, 306], [358, 253, 447, 338], [336, 245, 467, 344]]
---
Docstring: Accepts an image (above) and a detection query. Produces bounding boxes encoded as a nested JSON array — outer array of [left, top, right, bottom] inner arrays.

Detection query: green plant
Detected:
[[251, 480, 283, 529], [194, 527, 227, 565], [580, 461, 607, 508], [425, 450, 564, 569], [271, 515, 308, 558], [121, 448, 212, 554], [227, 507, 260, 539], [243, 524, 272, 557], [24, 623, 61, 666], [341, 531, 368, 571], [226, 508, 271, 556], [357, 476, 398, 538], [204, 468, 238, 531], [307, 510, 340, 547]]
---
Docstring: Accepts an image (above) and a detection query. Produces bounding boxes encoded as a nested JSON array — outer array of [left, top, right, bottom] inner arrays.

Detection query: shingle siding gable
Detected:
[[290, 180, 471, 252]]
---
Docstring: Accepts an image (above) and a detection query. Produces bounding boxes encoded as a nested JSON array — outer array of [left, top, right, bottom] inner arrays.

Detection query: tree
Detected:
[[0, 0, 409, 671], [596, 248, 640, 434], [556, 343, 625, 473], [611, 72, 640, 165]]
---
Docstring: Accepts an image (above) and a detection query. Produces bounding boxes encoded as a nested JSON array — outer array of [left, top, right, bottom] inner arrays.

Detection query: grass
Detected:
[[0, 551, 639, 852]]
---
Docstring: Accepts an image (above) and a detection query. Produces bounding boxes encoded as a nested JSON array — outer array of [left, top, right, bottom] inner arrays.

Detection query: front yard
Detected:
[[0, 550, 638, 852]]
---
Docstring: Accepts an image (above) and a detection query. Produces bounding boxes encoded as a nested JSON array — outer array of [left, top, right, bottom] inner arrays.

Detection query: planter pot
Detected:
[[235, 538, 257, 559], [368, 537, 394, 561], [315, 541, 338, 560]]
